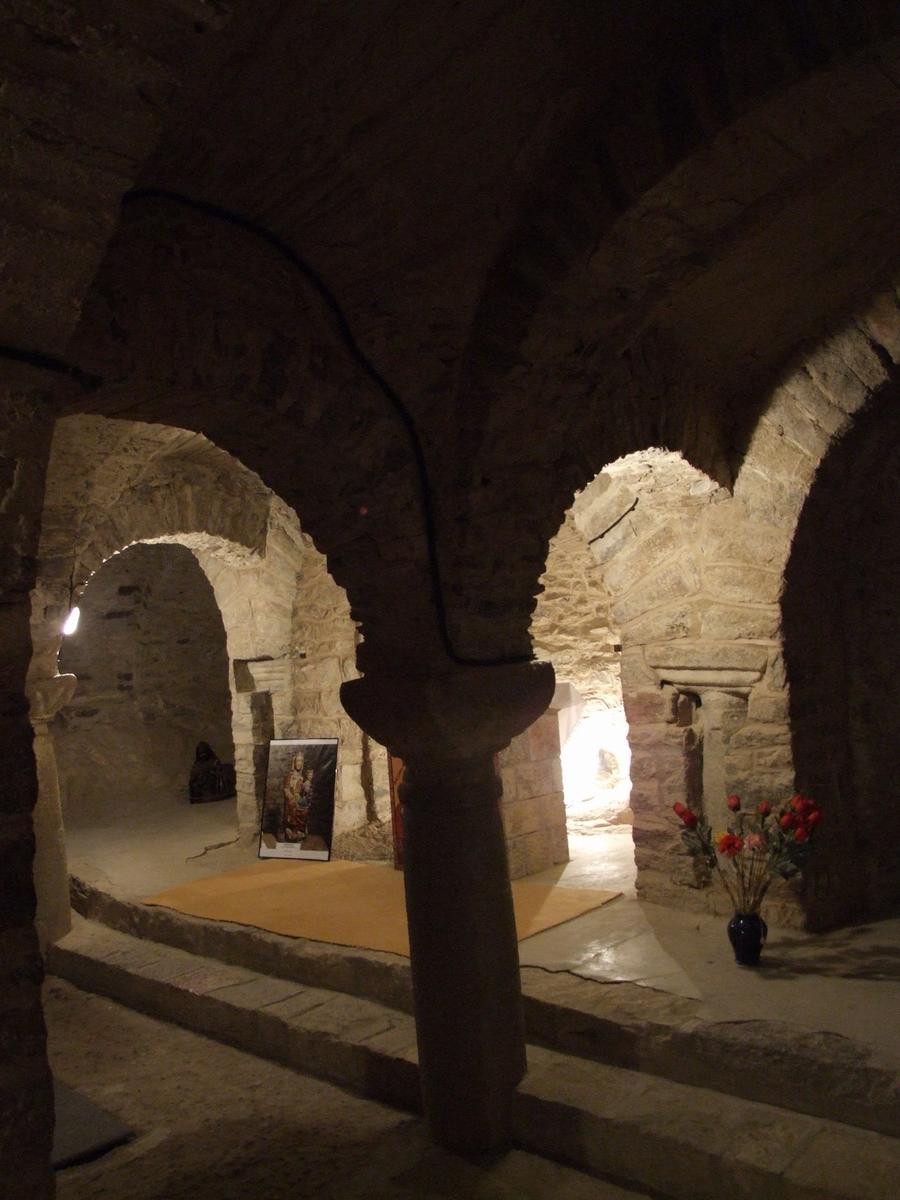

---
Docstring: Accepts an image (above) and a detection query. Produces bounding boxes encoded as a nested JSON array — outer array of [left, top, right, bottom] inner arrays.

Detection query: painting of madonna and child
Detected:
[[259, 738, 338, 861]]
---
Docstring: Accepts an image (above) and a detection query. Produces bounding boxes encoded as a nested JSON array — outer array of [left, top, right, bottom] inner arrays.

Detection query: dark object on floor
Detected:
[[727, 911, 768, 966], [189, 741, 237, 803], [52, 1080, 134, 1170]]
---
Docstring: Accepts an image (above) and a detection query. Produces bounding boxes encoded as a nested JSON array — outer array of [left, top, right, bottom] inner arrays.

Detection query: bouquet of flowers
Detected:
[[673, 793, 822, 913]]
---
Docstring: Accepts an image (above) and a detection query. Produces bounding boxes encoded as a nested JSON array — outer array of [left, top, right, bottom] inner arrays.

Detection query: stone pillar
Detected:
[[342, 660, 555, 1150], [696, 689, 748, 833], [27, 674, 78, 949]]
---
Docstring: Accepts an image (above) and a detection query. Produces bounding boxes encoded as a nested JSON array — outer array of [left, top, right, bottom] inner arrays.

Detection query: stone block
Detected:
[[514, 759, 558, 800], [623, 689, 670, 724], [549, 821, 569, 864], [700, 563, 781, 606], [500, 764, 518, 803], [729, 723, 791, 750], [612, 559, 701, 625], [699, 604, 780, 641], [762, 389, 834, 462], [645, 641, 768, 674], [804, 328, 888, 414], [744, 421, 809, 482], [294, 656, 343, 691], [766, 651, 787, 690], [502, 796, 545, 838], [526, 712, 560, 762], [619, 648, 660, 692], [747, 690, 789, 724], [732, 464, 807, 527], [572, 479, 636, 543], [621, 604, 694, 644], [499, 729, 531, 766], [700, 504, 791, 569], [752, 745, 794, 770], [601, 522, 685, 595], [514, 828, 555, 876]]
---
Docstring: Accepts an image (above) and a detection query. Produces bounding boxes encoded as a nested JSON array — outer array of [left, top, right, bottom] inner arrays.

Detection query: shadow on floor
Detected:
[[757, 926, 900, 981]]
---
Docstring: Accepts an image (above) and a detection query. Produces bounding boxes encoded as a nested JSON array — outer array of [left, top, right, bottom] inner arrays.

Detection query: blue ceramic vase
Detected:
[[727, 912, 768, 966]]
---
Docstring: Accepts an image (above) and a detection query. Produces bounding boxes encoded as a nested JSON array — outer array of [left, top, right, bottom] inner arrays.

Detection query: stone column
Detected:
[[27, 674, 78, 950], [342, 660, 555, 1150], [696, 689, 749, 834]]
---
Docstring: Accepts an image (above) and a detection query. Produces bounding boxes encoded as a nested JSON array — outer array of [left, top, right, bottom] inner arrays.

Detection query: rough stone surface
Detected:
[[3, 3, 900, 1178], [499, 712, 569, 879], [55, 542, 234, 817], [34, 414, 391, 848], [45, 920, 900, 1200], [46, 978, 651, 1200]]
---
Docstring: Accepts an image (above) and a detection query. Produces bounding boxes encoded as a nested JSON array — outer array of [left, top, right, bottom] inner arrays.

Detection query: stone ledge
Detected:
[[517, 1047, 900, 1200], [67, 880, 900, 1140], [47, 917, 900, 1200]]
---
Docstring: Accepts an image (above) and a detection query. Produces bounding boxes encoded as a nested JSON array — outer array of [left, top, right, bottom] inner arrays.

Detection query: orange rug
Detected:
[[144, 858, 618, 957]]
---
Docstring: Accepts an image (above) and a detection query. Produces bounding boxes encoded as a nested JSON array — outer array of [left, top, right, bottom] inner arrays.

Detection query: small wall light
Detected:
[[62, 606, 81, 636]]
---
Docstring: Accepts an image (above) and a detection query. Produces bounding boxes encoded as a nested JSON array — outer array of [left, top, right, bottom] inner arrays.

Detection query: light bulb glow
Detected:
[[62, 606, 81, 636]]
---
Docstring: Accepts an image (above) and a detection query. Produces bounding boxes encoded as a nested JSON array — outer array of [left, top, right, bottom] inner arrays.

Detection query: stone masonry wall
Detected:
[[571, 451, 797, 921], [55, 542, 233, 823], [34, 414, 391, 851], [498, 711, 568, 879], [290, 542, 392, 858], [564, 293, 900, 926], [531, 516, 629, 821]]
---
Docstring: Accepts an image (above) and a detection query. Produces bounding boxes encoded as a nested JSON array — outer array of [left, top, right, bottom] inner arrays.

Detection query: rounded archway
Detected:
[[783, 382, 900, 929], [55, 541, 236, 884], [28, 414, 394, 921]]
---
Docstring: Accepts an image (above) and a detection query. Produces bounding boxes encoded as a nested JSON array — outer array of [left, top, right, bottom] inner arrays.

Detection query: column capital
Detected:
[[341, 660, 554, 761]]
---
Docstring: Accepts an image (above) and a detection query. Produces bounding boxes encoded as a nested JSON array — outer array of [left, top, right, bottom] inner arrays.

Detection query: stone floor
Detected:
[[63, 798, 900, 1070], [47, 978, 649, 1200]]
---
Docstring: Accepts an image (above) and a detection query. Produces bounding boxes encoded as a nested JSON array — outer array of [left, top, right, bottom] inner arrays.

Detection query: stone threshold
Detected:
[[69, 877, 899, 1139], [49, 914, 900, 1200]]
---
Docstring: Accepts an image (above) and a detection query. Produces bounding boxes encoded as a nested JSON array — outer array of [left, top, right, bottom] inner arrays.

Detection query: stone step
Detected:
[[71, 877, 900, 1137], [48, 916, 900, 1200]]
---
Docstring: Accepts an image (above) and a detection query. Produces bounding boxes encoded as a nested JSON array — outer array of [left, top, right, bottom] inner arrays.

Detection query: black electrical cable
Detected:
[[0, 344, 102, 391], [124, 186, 532, 669], [0, 186, 533, 670]]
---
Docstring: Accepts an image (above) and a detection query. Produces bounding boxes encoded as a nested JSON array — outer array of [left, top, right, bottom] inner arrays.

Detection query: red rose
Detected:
[[780, 812, 797, 830], [717, 832, 743, 857], [794, 827, 809, 843], [673, 802, 686, 816], [682, 810, 698, 829], [757, 801, 771, 816], [727, 794, 741, 812]]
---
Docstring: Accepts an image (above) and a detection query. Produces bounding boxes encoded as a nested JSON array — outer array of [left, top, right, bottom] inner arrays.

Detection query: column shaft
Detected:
[[400, 753, 525, 1150]]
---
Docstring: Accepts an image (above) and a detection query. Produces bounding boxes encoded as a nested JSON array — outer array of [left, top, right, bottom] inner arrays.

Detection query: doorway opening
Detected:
[[55, 542, 236, 892]]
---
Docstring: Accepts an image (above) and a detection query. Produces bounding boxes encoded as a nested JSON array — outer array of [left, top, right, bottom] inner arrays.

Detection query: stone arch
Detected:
[[30, 415, 295, 834], [460, 31, 900, 485], [446, 35, 900, 668], [54, 539, 236, 843], [534, 282, 900, 925], [65, 200, 438, 674], [783, 381, 900, 929], [462, 5, 898, 393], [530, 515, 630, 826], [29, 413, 392, 942]]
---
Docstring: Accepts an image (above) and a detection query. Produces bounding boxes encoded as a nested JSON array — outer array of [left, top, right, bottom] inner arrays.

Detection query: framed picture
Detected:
[[258, 738, 338, 861]]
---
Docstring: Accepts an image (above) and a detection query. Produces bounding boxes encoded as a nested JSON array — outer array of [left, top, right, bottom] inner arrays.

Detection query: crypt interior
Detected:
[[3, 3, 900, 1197]]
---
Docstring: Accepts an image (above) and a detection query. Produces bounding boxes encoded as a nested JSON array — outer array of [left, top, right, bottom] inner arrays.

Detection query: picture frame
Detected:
[[258, 737, 338, 861]]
